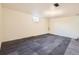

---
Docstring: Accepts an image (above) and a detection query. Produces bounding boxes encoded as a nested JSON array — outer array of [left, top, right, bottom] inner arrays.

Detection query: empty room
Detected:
[[0, 3, 79, 55]]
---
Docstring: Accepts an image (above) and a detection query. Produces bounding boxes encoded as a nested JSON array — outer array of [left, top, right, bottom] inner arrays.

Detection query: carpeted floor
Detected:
[[65, 39, 79, 55], [0, 34, 71, 55]]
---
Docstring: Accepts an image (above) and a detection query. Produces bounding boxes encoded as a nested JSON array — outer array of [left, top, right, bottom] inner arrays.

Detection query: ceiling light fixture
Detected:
[[54, 3, 59, 7]]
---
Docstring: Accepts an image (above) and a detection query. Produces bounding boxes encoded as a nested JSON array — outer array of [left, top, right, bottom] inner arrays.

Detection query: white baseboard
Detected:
[[49, 33, 75, 39]]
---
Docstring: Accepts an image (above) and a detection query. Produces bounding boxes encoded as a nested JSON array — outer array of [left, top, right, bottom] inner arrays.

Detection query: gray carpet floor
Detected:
[[1, 34, 71, 55], [65, 39, 79, 55]]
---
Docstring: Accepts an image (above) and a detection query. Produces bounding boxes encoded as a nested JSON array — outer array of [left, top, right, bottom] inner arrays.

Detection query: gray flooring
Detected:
[[65, 39, 79, 55], [1, 34, 71, 55]]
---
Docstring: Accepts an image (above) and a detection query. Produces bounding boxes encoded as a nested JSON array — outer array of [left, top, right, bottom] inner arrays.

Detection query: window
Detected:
[[32, 16, 39, 23]]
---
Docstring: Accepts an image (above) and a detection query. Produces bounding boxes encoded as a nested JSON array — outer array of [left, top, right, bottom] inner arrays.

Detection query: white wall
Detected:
[[2, 5, 79, 43], [0, 4, 2, 48], [2, 7, 48, 42], [49, 16, 79, 39]]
